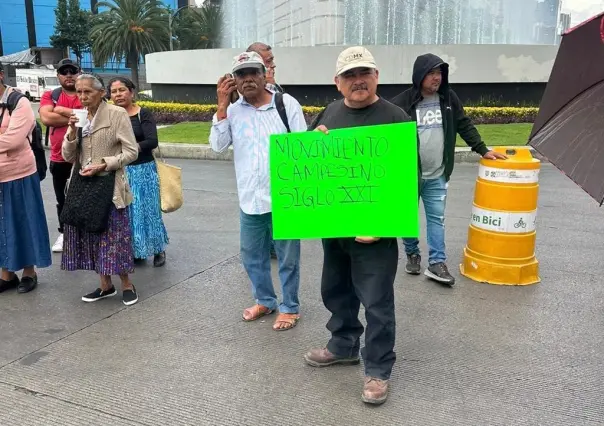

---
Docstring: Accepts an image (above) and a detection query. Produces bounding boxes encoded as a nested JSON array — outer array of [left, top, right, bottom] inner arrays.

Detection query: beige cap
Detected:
[[335, 46, 378, 76], [232, 51, 266, 73]]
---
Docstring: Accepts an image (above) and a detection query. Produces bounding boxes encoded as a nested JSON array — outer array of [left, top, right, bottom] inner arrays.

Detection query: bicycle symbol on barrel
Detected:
[[514, 218, 527, 229]]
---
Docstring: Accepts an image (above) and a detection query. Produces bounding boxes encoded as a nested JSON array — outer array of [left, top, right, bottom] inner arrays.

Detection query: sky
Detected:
[[562, 0, 604, 25]]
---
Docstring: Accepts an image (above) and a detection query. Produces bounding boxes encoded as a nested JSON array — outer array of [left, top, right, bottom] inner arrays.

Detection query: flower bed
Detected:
[[138, 101, 539, 125]]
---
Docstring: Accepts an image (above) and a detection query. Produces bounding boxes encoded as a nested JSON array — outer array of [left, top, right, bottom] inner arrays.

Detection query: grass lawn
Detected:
[[156, 121, 533, 147], [458, 123, 532, 147], [39, 119, 531, 147], [157, 122, 212, 144]]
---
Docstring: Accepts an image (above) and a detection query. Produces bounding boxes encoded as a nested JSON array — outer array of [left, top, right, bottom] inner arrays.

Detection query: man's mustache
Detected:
[[352, 84, 368, 91]]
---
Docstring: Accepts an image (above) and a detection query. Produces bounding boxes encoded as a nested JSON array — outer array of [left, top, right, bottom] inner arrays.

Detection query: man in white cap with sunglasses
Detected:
[[304, 46, 418, 405], [210, 51, 307, 332]]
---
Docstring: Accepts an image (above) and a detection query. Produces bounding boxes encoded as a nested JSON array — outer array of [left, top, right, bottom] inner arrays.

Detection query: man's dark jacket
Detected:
[[390, 53, 489, 182]]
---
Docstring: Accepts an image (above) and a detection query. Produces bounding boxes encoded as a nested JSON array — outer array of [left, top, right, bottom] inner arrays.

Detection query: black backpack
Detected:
[[274, 92, 290, 133], [0, 91, 48, 181]]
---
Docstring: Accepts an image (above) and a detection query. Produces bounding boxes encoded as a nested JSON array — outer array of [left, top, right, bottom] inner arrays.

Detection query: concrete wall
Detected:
[[146, 44, 559, 86]]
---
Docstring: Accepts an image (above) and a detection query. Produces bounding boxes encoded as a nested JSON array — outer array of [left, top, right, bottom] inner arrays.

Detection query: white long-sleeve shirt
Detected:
[[209, 92, 307, 215]]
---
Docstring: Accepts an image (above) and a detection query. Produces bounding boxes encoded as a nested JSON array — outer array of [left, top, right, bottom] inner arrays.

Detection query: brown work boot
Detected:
[[361, 377, 389, 405], [304, 347, 360, 367]]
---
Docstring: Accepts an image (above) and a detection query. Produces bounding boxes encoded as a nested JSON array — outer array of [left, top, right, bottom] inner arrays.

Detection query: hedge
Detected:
[[137, 101, 539, 125]]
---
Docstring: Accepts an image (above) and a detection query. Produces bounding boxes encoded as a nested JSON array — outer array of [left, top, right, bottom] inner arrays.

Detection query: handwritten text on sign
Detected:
[[269, 122, 419, 240]]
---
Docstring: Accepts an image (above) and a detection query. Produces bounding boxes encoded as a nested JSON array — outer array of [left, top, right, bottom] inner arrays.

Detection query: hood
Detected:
[[411, 53, 449, 93]]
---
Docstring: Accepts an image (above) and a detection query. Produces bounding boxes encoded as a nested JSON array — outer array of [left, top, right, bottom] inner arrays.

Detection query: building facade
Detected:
[[0, 0, 187, 70], [557, 12, 572, 44], [221, 0, 565, 48]]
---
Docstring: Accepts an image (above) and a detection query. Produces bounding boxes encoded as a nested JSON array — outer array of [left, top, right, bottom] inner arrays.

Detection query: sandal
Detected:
[[273, 313, 300, 331], [242, 304, 274, 322]]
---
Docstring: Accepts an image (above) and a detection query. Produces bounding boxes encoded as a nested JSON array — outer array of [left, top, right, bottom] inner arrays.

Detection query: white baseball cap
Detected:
[[336, 46, 378, 76], [232, 51, 266, 73]]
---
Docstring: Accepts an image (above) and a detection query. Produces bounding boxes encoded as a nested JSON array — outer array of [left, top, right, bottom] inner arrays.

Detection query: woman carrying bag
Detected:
[[60, 74, 140, 306], [108, 76, 169, 267]]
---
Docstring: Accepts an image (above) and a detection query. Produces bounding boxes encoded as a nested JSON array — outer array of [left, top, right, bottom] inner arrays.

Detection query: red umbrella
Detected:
[[528, 11, 604, 205]]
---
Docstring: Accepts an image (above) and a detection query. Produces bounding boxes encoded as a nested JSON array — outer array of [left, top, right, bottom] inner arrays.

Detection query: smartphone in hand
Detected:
[[225, 73, 239, 104]]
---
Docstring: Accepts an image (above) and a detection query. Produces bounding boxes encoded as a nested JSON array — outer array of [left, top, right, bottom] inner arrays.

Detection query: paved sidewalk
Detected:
[[0, 160, 602, 425]]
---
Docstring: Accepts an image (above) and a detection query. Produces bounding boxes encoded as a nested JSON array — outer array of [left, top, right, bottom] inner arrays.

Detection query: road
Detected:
[[31, 102, 40, 118], [0, 159, 603, 425]]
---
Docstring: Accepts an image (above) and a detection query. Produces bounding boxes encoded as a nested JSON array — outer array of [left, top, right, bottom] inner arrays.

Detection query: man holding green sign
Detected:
[[272, 46, 418, 405]]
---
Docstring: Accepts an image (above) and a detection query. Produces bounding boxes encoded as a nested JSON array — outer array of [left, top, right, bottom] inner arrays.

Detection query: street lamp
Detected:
[[168, 5, 193, 51]]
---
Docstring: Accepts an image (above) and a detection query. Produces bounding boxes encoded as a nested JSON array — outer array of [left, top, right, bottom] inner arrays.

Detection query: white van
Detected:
[[15, 68, 61, 101]]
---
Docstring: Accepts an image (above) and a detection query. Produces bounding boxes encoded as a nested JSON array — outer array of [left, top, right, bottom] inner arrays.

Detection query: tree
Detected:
[[173, 3, 223, 50], [90, 0, 169, 88], [50, 0, 92, 62], [67, 0, 92, 62], [50, 0, 70, 56]]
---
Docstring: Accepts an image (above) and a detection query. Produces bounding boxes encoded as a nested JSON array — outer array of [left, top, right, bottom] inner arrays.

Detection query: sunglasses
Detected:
[[58, 68, 79, 76]]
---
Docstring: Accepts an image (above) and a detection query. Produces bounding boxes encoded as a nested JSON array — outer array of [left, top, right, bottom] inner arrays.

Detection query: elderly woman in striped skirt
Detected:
[[108, 77, 169, 268]]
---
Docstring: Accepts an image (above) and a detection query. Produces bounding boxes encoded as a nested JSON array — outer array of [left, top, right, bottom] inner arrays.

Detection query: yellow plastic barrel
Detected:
[[459, 146, 541, 286]]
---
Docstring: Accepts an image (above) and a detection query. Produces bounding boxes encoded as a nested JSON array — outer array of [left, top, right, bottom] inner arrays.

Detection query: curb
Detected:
[[45, 144, 546, 163], [153, 144, 548, 163]]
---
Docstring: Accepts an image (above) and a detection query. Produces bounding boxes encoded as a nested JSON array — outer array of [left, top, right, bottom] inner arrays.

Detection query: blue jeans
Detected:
[[240, 210, 301, 313], [403, 175, 448, 265]]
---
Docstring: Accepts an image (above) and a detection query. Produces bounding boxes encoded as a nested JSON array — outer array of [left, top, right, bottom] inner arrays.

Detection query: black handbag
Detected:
[[60, 128, 116, 234]]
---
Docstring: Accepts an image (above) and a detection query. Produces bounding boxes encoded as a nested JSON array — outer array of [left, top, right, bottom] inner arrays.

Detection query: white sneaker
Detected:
[[52, 234, 64, 253]]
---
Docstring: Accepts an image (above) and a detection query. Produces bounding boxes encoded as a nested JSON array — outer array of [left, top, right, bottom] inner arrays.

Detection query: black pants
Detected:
[[321, 237, 398, 380], [49, 161, 73, 233]]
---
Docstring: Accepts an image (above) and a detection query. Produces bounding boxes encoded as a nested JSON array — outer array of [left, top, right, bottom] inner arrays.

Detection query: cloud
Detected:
[[563, 0, 604, 25]]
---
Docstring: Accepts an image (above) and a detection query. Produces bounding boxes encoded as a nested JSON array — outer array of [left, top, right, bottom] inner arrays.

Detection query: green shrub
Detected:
[[137, 101, 538, 125]]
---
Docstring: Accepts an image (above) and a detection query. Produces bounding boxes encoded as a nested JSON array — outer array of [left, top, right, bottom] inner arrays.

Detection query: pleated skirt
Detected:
[[0, 172, 51, 271], [61, 206, 134, 276]]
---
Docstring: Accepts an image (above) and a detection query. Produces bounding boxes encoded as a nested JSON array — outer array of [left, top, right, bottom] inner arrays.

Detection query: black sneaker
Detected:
[[0, 276, 19, 293], [424, 262, 455, 286], [153, 251, 166, 267], [405, 254, 421, 275], [82, 286, 117, 303], [122, 286, 138, 306]]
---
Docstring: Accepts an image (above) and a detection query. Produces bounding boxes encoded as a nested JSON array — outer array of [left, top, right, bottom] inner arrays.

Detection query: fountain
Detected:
[[219, 0, 557, 48]]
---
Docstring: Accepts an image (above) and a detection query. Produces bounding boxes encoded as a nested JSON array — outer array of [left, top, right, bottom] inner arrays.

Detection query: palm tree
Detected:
[[173, 3, 223, 50], [90, 0, 169, 88]]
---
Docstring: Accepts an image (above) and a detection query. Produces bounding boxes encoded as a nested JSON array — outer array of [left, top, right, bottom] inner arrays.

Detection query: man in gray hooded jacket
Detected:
[[391, 53, 506, 286]]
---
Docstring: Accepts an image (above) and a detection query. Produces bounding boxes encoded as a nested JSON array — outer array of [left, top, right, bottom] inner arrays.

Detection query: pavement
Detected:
[[1, 159, 603, 425], [31, 102, 40, 118]]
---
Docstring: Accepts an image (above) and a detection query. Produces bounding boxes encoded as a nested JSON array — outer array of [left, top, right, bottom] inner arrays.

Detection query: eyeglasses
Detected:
[[58, 68, 79, 76]]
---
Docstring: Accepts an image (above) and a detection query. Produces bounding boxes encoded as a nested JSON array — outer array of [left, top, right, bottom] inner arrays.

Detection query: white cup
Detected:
[[73, 109, 88, 128]]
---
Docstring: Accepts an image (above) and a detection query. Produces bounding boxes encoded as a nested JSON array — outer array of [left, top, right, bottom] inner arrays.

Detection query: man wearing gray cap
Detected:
[[210, 51, 307, 332], [304, 46, 417, 405]]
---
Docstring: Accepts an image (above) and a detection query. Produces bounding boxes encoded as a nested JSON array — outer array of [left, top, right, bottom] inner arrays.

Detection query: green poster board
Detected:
[[270, 122, 419, 240]]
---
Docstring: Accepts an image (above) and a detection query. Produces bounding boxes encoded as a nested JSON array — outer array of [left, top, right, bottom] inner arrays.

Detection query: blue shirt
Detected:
[[209, 92, 307, 215]]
